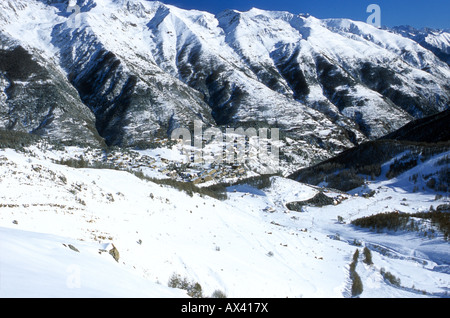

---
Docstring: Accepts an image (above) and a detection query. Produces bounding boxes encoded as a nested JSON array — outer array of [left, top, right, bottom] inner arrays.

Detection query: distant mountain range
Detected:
[[389, 25, 450, 66], [1, 0, 449, 167]]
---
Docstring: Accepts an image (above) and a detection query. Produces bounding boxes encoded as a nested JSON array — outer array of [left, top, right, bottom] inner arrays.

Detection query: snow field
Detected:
[[1, 146, 448, 298]]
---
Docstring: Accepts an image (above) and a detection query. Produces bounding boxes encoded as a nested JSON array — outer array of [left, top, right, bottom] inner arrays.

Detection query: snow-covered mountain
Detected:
[[0, 0, 449, 299], [0, 0, 449, 164], [390, 26, 450, 66]]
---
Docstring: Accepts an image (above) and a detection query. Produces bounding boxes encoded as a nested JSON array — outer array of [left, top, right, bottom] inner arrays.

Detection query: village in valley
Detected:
[[48, 137, 256, 187]]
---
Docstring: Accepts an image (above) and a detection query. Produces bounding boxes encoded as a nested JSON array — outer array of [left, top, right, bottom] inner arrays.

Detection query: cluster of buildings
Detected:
[[89, 147, 249, 185]]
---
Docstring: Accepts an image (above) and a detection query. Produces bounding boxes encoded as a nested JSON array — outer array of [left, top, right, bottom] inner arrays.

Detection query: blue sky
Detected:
[[159, 0, 449, 29]]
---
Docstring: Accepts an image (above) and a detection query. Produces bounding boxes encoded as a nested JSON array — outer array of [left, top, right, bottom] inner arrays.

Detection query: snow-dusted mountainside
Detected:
[[0, 33, 104, 147], [390, 26, 450, 66], [0, 0, 449, 163]]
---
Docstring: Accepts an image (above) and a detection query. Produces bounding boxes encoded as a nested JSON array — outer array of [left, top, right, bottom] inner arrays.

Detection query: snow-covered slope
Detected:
[[0, 143, 448, 298], [0, 0, 449, 163], [0, 227, 187, 297], [390, 26, 450, 66]]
